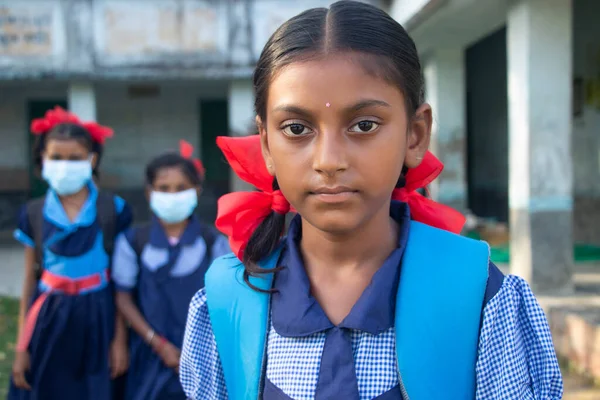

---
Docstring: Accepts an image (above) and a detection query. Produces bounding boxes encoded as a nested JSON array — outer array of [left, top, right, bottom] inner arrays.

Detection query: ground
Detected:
[[0, 297, 598, 398], [0, 296, 18, 398]]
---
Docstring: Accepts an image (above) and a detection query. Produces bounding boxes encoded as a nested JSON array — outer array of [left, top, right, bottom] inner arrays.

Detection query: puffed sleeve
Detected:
[[476, 275, 563, 399], [13, 205, 34, 248], [180, 289, 229, 400], [111, 229, 139, 291]]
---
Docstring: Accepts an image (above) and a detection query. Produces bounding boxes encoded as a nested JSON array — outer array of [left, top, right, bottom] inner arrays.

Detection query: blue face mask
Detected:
[[42, 159, 92, 196], [150, 188, 198, 223]]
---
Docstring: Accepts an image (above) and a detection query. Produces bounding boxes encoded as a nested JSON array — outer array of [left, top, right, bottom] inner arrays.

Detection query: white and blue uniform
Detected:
[[8, 183, 132, 400], [111, 217, 230, 400], [180, 202, 563, 399]]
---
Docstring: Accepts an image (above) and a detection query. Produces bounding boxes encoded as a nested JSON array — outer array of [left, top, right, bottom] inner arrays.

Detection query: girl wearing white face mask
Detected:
[[111, 141, 231, 400], [9, 107, 133, 400]]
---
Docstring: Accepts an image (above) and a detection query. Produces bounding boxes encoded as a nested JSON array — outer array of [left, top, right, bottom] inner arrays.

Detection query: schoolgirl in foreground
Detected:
[[111, 142, 231, 400], [9, 107, 132, 400], [180, 1, 563, 399]]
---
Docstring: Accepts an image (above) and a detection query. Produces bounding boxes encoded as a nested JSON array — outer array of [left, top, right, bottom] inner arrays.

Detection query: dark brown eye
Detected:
[[282, 123, 311, 136], [350, 120, 379, 133], [358, 121, 373, 132]]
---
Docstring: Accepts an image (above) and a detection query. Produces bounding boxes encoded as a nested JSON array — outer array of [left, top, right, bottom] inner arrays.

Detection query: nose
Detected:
[[312, 130, 348, 176]]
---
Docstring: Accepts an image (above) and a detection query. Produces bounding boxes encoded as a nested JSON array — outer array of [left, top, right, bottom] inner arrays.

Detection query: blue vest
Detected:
[[205, 221, 489, 399]]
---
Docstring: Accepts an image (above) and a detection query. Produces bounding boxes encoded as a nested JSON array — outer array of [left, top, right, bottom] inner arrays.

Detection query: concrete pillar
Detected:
[[423, 49, 468, 211], [507, 0, 573, 293], [68, 82, 96, 121], [227, 79, 255, 192]]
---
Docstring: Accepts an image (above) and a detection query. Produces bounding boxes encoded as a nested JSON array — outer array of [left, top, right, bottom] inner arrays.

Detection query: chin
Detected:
[[302, 209, 366, 235]]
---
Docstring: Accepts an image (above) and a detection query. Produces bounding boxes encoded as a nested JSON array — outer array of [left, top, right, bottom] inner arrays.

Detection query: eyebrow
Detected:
[[272, 99, 391, 117]]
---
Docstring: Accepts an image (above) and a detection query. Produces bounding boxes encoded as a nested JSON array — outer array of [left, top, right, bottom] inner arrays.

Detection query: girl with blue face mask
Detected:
[[9, 107, 133, 400], [111, 141, 231, 400]]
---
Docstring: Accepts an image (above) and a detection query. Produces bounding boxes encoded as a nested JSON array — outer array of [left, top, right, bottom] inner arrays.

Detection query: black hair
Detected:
[[33, 123, 103, 177], [243, 0, 424, 288], [145, 152, 203, 187]]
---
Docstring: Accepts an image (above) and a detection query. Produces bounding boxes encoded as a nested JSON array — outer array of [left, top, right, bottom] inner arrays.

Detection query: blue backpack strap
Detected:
[[205, 247, 283, 400], [395, 221, 489, 400]]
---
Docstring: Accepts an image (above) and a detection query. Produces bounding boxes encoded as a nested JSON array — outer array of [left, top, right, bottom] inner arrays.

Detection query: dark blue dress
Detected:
[[111, 217, 230, 400], [8, 184, 132, 400]]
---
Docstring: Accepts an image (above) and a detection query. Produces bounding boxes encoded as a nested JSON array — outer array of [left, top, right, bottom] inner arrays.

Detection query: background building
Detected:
[[391, 0, 600, 293], [1, 0, 598, 294], [0, 0, 384, 227]]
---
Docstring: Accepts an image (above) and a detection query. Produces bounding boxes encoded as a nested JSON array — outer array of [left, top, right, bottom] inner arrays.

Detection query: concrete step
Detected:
[[547, 303, 600, 385]]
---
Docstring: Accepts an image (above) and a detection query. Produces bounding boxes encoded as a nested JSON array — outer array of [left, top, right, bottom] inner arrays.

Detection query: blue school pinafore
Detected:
[[8, 183, 132, 400], [180, 201, 563, 399], [111, 216, 230, 400]]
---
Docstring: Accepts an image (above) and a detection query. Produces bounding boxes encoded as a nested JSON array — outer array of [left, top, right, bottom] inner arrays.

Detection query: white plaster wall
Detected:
[[389, 0, 433, 26], [98, 81, 227, 188], [0, 1, 67, 69]]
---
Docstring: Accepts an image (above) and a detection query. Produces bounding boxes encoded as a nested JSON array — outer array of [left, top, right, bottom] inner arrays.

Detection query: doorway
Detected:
[[199, 99, 230, 223], [465, 27, 508, 222]]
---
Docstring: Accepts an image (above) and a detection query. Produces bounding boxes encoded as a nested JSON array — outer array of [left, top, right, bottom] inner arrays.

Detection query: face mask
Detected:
[[42, 159, 92, 196], [150, 188, 198, 223]]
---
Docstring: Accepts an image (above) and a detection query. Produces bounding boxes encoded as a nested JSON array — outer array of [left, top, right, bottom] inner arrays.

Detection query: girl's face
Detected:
[[259, 54, 431, 234], [151, 166, 199, 194], [43, 138, 96, 166]]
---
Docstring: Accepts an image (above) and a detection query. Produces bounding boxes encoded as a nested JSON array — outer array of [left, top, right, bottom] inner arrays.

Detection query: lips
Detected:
[[310, 186, 356, 195], [309, 186, 358, 204]]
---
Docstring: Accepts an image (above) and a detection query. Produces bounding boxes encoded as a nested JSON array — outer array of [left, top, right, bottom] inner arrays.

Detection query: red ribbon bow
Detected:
[[391, 151, 465, 234], [30, 106, 113, 145], [215, 136, 290, 260], [179, 140, 206, 179], [215, 135, 465, 260]]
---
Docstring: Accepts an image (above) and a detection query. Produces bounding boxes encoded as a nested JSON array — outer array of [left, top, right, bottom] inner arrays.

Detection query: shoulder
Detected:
[[480, 273, 547, 337], [483, 274, 541, 316], [96, 191, 130, 214], [205, 253, 244, 285], [23, 197, 46, 217], [409, 222, 490, 262], [14, 198, 47, 245], [111, 194, 129, 214]]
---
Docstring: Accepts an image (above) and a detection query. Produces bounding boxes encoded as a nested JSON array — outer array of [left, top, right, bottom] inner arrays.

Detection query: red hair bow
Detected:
[[179, 140, 206, 180], [30, 106, 113, 145], [392, 151, 466, 234], [215, 135, 466, 260], [215, 136, 290, 260]]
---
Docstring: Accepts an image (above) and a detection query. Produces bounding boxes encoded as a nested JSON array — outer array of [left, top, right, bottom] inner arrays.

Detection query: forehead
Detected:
[[45, 138, 89, 154], [267, 54, 406, 114], [154, 165, 188, 181]]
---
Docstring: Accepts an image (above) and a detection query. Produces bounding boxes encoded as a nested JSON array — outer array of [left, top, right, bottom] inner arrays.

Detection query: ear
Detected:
[[404, 103, 432, 169], [90, 152, 99, 170], [195, 185, 203, 198], [145, 185, 152, 202], [257, 115, 276, 176]]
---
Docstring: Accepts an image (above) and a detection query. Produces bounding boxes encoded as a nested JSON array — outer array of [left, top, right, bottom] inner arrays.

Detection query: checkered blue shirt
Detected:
[[180, 274, 563, 399]]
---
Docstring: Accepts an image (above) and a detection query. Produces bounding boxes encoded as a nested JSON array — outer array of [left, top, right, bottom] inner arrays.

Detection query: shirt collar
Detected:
[[149, 215, 202, 248], [271, 201, 411, 337], [43, 182, 98, 229]]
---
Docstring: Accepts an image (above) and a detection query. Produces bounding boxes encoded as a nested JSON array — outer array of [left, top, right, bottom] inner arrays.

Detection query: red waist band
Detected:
[[16, 269, 109, 352]]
